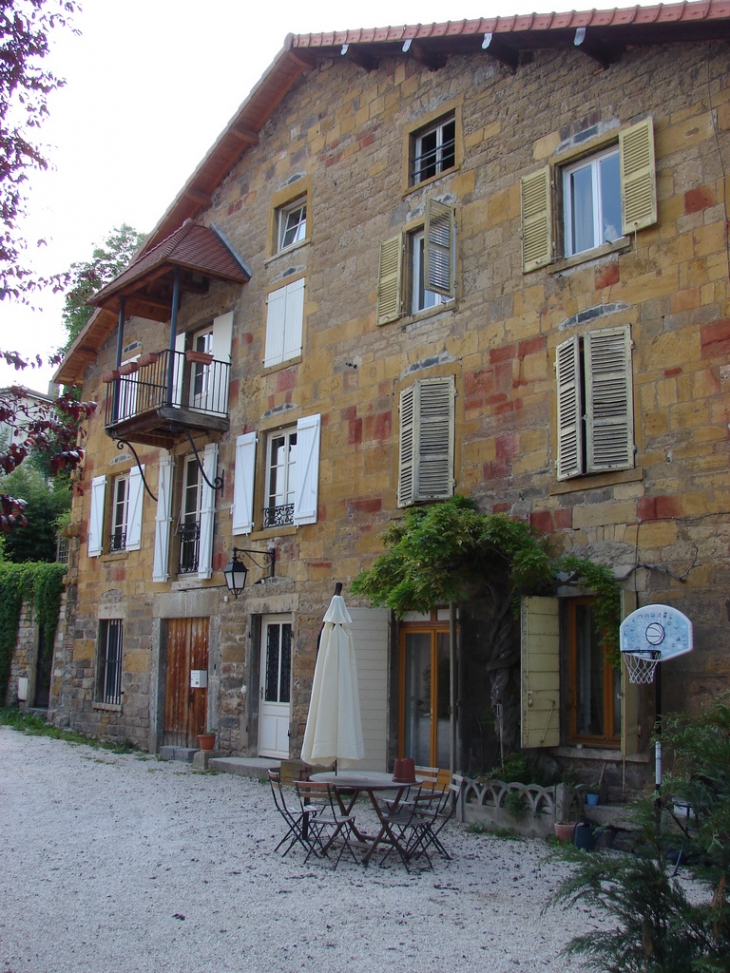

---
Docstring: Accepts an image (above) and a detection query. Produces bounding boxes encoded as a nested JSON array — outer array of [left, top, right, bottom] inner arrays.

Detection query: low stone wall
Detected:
[[459, 777, 582, 837]]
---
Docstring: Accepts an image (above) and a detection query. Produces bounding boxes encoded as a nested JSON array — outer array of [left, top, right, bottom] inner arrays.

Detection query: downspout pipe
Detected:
[[167, 266, 181, 406]]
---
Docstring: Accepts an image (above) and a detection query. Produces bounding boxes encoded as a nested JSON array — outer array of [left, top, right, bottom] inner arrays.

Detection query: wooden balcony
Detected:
[[104, 348, 230, 449]]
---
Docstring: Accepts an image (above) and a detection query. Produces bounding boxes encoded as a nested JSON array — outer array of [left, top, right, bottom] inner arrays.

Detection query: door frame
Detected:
[[257, 613, 293, 759], [398, 614, 450, 766]]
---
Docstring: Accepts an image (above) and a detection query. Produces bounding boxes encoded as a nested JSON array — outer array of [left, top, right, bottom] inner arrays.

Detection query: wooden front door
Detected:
[[164, 617, 209, 747]]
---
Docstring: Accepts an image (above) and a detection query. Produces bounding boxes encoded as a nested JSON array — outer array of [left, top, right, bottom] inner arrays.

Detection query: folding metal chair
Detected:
[[411, 775, 464, 862], [294, 780, 360, 867], [268, 770, 318, 859]]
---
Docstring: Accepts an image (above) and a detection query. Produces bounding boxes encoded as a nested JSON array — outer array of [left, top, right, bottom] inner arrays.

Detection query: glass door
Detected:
[[399, 623, 450, 768]]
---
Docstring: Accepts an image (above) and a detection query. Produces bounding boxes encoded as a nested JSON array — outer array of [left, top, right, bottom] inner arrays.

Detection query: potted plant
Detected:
[[197, 730, 217, 751]]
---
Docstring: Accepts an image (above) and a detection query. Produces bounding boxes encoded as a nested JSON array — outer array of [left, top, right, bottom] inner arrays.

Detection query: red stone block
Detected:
[[656, 495, 682, 518], [364, 411, 391, 441], [700, 319, 730, 358], [492, 502, 511, 514], [277, 368, 297, 392], [518, 335, 547, 358], [496, 433, 519, 457], [530, 511, 554, 533], [595, 259, 619, 290], [664, 367, 683, 378], [489, 343, 516, 364], [553, 508, 573, 529], [638, 497, 657, 520], [685, 186, 716, 214], [342, 405, 357, 420], [348, 497, 382, 516], [349, 418, 363, 445]]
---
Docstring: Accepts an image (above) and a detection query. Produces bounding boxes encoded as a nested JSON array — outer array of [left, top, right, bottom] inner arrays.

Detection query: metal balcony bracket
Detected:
[[171, 424, 224, 494], [114, 439, 158, 502]]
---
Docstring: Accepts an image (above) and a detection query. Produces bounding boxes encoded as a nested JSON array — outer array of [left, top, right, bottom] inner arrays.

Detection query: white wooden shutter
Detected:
[[349, 608, 390, 772], [555, 335, 583, 480], [152, 453, 174, 582], [620, 589, 640, 758], [415, 376, 455, 501], [197, 442, 218, 580], [88, 474, 106, 557], [397, 385, 416, 508], [211, 311, 234, 413], [264, 279, 304, 367], [172, 331, 186, 407], [424, 199, 455, 298], [293, 413, 320, 525], [521, 167, 553, 272], [231, 432, 257, 535], [620, 118, 656, 235], [585, 327, 634, 473], [125, 465, 144, 551], [521, 596, 560, 748], [377, 235, 403, 326]]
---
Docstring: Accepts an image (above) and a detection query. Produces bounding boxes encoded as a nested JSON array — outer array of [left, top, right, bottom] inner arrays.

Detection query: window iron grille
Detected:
[[97, 619, 123, 706], [109, 530, 127, 552], [263, 504, 294, 529]]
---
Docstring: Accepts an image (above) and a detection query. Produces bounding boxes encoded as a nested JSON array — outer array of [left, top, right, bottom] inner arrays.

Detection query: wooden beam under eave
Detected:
[[407, 40, 447, 72], [574, 28, 622, 69], [185, 188, 213, 207], [340, 43, 378, 72], [482, 33, 518, 73], [230, 126, 259, 145]]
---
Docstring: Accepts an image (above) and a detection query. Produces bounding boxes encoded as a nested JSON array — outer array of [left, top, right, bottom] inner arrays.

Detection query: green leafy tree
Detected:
[[1, 0, 79, 300], [0, 462, 69, 561], [351, 494, 619, 752], [60, 224, 145, 351], [550, 698, 730, 972]]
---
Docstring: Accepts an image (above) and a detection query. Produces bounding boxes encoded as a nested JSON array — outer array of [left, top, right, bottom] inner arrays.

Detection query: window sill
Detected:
[[553, 236, 630, 273], [264, 238, 310, 267], [550, 466, 643, 496], [261, 355, 302, 375], [246, 525, 298, 541], [403, 165, 460, 197], [398, 300, 456, 329], [551, 745, 648, 763], [100, 551, 129, 562], [93, 701, 122, 712]]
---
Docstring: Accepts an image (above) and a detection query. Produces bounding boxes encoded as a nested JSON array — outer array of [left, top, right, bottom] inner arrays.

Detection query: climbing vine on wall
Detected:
[[0, 563, 66, 700]]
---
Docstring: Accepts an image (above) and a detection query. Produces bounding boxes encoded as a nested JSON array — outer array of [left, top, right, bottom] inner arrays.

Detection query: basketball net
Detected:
[[623, 650, 661, 685]]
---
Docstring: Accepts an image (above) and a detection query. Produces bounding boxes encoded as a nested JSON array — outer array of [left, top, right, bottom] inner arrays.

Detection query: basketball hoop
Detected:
[[623, 650, 661, 685]]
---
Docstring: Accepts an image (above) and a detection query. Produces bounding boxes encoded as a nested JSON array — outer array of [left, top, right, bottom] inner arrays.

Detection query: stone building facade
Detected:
[[53, 4, 730, 794]]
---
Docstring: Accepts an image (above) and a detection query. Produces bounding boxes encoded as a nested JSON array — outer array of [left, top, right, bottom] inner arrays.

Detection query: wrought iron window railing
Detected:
[[110, 530, 127, 552], [178, 521, 200, 574], [263, 504, 294, 529], [104, 349, 230, 427], [412, 133, 456, 184]]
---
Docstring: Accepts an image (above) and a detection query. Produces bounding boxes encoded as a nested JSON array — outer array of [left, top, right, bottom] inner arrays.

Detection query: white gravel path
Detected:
[[0, 727, 602, 973]]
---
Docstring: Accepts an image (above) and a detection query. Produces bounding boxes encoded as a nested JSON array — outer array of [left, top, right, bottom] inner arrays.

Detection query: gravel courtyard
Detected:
[[0, 727, 601, 973]]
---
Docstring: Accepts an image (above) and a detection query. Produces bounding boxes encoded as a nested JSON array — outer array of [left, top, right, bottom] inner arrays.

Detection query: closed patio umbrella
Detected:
[[301, 584, 364, 770]]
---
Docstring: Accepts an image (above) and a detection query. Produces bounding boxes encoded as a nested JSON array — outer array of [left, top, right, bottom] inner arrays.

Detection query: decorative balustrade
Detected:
[[459, 776, 581, 836]]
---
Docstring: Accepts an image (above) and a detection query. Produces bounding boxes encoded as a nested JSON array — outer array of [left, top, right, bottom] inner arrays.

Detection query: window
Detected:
[[88, 468, 143, 557], [521, 118, 657, 272], [264, 277, 305, 367], [411, 113, 456, 186], [277, 198, 307, 252], [377, 199, 456, 326], [178, 455, 202, 573], [555, 326, 634, 480], [567, 598, 621, 746], [111, 473, 129, 552], [563, 148, 621, 256], [398, 376, 455, 507], [172, 311, 233, 414], [190, 325, 214, 409], [239, 414, 320, 532], [96, 619, 123, 706]]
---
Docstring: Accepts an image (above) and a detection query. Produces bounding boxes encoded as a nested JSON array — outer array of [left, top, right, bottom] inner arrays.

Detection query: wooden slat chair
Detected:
[[268, 770, 318, 859], [294, 780, 360, 868], [415, 765, 440, 789]]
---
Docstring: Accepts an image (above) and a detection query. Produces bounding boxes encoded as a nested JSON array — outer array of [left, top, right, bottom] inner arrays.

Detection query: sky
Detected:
[[0, 0, 640, 392]]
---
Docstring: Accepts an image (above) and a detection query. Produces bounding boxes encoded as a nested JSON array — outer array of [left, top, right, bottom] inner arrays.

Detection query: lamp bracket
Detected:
[[232, 546, 276, 576]]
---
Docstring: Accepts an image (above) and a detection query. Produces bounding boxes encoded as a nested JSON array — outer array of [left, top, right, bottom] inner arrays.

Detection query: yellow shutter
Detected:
[[424, 198, 455, 298], [414, 376, 455, 501], [377, 234, 403, 325], [521, 167, 553, 272], [585, 326, 634, 473], [620, 117, 657, 234], [521, 596, 560, 748], [555, 335, 583, 480], [621, 589, 640, 757]]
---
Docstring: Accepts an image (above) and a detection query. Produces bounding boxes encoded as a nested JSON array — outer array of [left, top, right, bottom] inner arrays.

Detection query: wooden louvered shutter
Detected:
[[424, 199, 455, 298], [397, 385, 416, 507], [88, 474, 106, 557], [555, 335, 583, 480], [521, 167, 553, 272], [415, 377, 455, 501], [620, 118, 656, 235], [521, 596, 560, 748], [585, 327, 634, 473], [377, 235, 403, 325]]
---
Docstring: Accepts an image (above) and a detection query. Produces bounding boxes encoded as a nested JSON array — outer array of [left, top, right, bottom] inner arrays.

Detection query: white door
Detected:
[[258, 615, 292, 758]]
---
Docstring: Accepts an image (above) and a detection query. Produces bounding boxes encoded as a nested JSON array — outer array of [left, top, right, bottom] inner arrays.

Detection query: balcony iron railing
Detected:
[[104, 349, 230, 429]]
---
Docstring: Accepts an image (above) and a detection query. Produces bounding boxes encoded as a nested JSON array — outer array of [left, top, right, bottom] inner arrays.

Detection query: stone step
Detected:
[[208, 756, 280, 779], [159, 746, 198, 763]]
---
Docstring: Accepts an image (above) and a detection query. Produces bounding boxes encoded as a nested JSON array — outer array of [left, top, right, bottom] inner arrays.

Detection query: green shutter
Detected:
[[521, 167, 553, 272], [377, 235, 403, 325], [585, 326, 634, 473], [555, 335, 583, 480], [521, 596, 560, 748], [620, 118, 657, 234], [424, 199, 455, 298]]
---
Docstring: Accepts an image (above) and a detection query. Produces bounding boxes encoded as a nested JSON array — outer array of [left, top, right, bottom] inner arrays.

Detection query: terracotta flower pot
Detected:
[[101, 370, 120, 383], [137, 352, 160, 368], [554, 822, 575, 843], [393, 757, 416, 783], [119, 361, 139, 375], [186, 350, 214, 365], [197, 733, 216, 751]]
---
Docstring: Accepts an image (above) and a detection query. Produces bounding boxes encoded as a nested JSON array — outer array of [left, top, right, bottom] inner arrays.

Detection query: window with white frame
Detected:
[[252, 414, 320, 531], [398, 376, 455, 507], [96, 619, 123, 706], [555, 326, 634, 481], [521, 118, 657, 272], [411, 112, 456, 186], [178, 455, 202, 574], [264, 278, 305, 368], [264, 428, 297, 528], [377, 199, 455, 326], [111, 473, 129, 552], [88, 467, 143, 557], [277, 198, 307, 252]]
